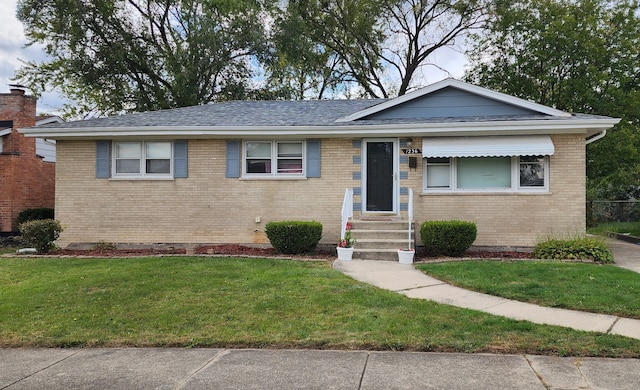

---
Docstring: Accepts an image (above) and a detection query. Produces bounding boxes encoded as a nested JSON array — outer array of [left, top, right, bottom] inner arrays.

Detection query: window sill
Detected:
[[240, 176, 308, 181], [109, 176, 175, 181], [421, 190, 551, 196]]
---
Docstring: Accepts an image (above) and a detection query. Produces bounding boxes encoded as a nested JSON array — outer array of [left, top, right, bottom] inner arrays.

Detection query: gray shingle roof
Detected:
[[38, 99, 389, 129], [21, 79, 619, 139], [35, 98, 612, 130]]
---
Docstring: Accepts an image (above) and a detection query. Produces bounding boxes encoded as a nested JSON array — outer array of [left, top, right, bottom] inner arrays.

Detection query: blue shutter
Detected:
[[173, 140, 188, 178], [96, 141, 110, 178], [306, 140, 321, 178], [226, 140, 241, 178]]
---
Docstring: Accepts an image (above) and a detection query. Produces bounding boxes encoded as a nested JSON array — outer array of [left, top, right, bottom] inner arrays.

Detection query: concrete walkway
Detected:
[[333, 239, 640, 340], [3, 347, 640, 390]]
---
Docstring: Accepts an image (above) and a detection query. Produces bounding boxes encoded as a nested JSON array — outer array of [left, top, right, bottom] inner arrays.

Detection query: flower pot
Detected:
[[337, 246, 354, 261], [397, 249, 415, 264]]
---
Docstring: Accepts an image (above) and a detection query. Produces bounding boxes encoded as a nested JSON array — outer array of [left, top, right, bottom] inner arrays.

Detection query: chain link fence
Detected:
[[587, 200, 640, 226]]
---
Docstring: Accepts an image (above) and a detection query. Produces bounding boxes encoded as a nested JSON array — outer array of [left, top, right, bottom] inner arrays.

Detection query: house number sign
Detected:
[[402, 148, 421, 154]]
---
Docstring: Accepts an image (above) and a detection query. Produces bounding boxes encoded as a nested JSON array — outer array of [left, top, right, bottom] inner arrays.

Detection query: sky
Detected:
[[0, 0, 468, 117], [0, 1, 68, 115]]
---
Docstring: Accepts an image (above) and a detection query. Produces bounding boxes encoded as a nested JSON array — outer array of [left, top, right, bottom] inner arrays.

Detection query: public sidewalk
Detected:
[[333, 239, 640, 340], [2, 347, 640, 389]]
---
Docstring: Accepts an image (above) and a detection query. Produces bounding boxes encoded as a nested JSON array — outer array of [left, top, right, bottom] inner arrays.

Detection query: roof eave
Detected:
[[19, 117, 620, 140]]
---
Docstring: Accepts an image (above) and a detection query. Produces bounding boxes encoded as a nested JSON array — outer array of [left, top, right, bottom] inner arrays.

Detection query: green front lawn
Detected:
[[1, 256, 640, 357], [417, 261, 640, 319]]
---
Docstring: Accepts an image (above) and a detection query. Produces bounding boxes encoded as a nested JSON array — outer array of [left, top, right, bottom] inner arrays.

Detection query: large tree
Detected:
[[466, 0, 640, 200], [16, 0, 273, 117], [273, 0, 488, 99]]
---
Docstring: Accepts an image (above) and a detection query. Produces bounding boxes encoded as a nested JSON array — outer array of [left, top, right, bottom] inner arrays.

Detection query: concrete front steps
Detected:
[[349, 219, 415, 261]]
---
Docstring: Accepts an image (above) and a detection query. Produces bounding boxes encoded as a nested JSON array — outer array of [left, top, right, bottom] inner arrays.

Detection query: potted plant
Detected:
[[398, 220, 415, 264], [397, 248, 415, 264], [337, 223, 356, 261]]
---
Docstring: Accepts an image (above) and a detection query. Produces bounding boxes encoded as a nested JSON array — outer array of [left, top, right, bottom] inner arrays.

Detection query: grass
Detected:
[[0, 248, 16, 255], [589, 221, 640, 237], [417, 261, 640, 319], [1, 256, 640, 357]]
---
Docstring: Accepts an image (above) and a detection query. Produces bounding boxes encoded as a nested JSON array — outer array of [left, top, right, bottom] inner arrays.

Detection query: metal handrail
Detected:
[[340, 188, 353, 240], [408, 188, 414, 250]]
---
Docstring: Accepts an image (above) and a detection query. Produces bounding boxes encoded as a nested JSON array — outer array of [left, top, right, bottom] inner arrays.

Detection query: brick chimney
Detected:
[[0, 86, 54, 232], [0, 85, 37, 155]]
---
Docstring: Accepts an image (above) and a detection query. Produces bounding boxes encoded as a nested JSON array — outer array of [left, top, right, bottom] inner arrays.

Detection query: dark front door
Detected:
[[366, 141, 395, 212]]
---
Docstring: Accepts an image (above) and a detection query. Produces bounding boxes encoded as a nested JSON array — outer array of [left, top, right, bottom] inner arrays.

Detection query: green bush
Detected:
[[91, 241, 117, 251], [265, 221, 323, 254], [420, 220, 477, 257], [17, 208, 55, 225], [18, 219, 63, 253], [533, 237, 614, 263]]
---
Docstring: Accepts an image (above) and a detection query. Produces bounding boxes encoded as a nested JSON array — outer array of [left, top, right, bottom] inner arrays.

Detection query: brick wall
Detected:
[[404, 134, 585, 247], [0, 89, 55, 232], [55, 134, 586, 248], [55, 139, 353, 246]]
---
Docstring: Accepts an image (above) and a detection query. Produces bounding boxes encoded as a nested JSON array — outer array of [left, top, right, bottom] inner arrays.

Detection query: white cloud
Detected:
[[0, 1, 27, 87], [0, 0, 65, 115]]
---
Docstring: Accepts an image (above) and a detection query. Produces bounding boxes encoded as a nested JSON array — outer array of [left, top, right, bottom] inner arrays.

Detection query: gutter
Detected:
[[585, 130, 607, 145], [18, 118, 621, 140]]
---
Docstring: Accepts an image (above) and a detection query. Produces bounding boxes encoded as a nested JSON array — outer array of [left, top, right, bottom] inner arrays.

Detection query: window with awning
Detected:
[[422, 136, 553, 192], [422, 135, 555, 158]]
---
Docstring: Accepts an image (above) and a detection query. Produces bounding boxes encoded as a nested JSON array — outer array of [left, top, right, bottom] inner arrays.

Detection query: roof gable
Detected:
[[338, 79, 571, 122]]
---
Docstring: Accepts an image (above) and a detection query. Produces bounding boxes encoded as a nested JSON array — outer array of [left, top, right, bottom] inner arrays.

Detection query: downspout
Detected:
[[586, 130, 607, 145]]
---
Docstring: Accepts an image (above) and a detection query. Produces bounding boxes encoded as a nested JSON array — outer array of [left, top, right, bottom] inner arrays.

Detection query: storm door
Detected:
[[363, 139, 398, 213]]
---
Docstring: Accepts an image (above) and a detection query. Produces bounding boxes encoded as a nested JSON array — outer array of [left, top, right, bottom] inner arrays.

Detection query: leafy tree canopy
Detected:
[[16, 0, 489, 114], [275, 0, 488, 99], [466, 0, 640, 200], [16, 0, 274, 117]]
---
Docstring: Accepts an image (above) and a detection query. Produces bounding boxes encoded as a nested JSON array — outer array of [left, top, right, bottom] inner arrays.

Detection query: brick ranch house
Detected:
[[1, 87, 62, 233], [20, 79, 619, 257]]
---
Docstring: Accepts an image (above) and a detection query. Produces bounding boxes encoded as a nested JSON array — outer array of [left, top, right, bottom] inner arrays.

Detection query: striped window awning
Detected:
[[422, 135, 555, 158]]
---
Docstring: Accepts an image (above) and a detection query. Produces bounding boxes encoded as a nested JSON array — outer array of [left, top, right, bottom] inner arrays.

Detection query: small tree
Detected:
[[18, 219, 63, 253]]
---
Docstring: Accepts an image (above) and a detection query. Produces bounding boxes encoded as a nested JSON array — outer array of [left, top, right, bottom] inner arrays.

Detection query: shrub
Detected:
[[18, 219, 63, 253], [17, 208, 55, 225], [265, 221, 323, 254], [92, 241, 117, 251], [420, 220, 477, 257], [533, 237, 614, 263]]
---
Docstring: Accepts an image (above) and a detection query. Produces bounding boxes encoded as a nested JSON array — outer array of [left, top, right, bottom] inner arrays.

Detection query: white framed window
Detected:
[[113, 141, 172, 178], [518, 156, 546, 188], [425, 157, 451, 189], [423, 156, 549, 192], [243, 141, 305, 177]]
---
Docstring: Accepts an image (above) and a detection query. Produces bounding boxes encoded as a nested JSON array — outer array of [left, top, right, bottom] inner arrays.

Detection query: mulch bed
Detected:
[[46, 244, 335, 259], [465, 251, 532, 259], [31, 245, 532, 261]]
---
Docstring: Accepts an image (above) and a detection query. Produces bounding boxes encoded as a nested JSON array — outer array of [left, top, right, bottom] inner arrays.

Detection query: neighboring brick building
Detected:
[[0, 87, 58, 233]]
